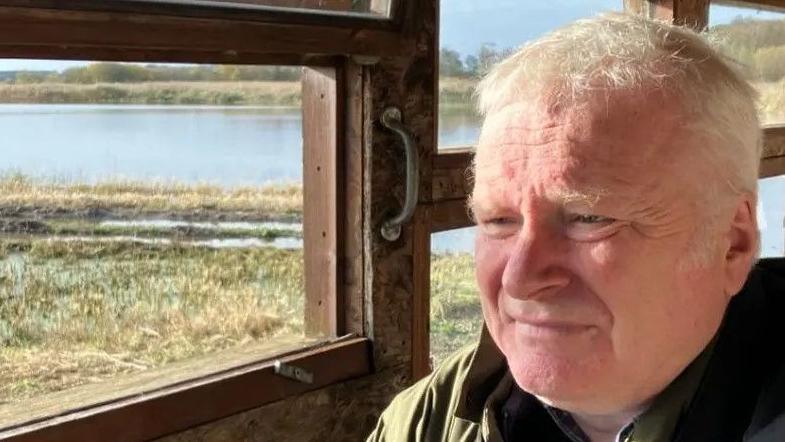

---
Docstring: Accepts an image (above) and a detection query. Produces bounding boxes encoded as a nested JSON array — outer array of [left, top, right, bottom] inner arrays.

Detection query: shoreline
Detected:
[[0, 79, 478, 107]]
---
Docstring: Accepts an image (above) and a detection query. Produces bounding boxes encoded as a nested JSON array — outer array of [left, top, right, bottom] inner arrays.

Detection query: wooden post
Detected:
[[412, 206, 432, 380], [302, 67, 341, 337], [624, 0, 710, 30]]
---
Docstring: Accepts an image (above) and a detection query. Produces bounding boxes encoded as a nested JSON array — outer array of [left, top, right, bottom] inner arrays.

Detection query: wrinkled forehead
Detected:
[[474, 96, 696, 209], [474, 93, 691, 184]]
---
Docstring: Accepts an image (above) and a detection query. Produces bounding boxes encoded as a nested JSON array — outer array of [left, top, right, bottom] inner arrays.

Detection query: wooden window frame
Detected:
[[0, 0, 398, 438], [0, 0, 419, 64], [712, 0, 785, 12]]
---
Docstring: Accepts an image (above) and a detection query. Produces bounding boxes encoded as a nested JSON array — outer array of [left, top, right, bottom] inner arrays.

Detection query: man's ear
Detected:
[[723, 195, 758, 298]]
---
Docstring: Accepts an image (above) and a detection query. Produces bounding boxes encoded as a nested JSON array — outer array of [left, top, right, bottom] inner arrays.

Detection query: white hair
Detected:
[[476, 12, 762, 201]]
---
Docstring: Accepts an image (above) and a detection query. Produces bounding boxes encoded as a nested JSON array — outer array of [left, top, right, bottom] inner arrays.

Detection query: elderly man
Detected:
[[368, 12, 785, 442]]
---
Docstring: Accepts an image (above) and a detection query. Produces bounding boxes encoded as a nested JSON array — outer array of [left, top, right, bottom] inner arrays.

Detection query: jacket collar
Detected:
[[455, 326, 507, 422]]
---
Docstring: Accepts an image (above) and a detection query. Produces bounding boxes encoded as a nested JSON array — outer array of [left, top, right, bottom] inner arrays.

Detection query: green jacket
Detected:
[[366, 328, 509, 442], [367, 260, 785, 442]]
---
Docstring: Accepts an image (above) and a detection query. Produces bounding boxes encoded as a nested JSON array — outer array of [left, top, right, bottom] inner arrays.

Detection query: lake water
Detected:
[[1, 104, 782, 255]]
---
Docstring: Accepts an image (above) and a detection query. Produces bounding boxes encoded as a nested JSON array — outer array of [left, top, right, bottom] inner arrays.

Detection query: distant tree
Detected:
[[62, 63, 150, 83], [14, 71, 52, 84], [464, 55, 479, 77], [440, 48, 466, 77], [477, 43, 506, 76]]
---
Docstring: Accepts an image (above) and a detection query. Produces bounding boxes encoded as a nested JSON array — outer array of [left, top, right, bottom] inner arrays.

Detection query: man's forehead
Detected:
[[475, 93, 690, 175], [478, 102, 567, 149]]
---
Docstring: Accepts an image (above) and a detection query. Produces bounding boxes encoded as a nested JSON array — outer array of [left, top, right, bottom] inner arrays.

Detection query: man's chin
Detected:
[[503, 344, 608, 410]]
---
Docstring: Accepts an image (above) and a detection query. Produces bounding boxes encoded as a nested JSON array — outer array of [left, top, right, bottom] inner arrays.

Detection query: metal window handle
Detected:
[[380, 107, 419, 241]]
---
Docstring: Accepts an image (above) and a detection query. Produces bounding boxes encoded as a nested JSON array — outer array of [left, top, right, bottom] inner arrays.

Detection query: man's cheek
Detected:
[[475, 238, 509, 301]]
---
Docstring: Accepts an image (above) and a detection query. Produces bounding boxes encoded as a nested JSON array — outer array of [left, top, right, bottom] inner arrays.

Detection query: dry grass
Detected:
[[438, 77, 477, 110], [0, 240, 304, 402], [0, 240, 481, 402], [755, 80, 785, 124], [430, 252, 482, 365], [0, 173, 478, 404], [0, 79, 475, 107], [0, 174, 302, 220]]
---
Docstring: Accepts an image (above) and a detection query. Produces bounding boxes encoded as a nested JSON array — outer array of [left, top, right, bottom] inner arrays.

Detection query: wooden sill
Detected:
[[0, 336, 372, 442]]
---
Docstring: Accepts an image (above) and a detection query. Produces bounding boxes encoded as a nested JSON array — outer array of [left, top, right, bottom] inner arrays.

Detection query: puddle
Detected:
[[99, 220, 302, 232], [50, 235, 303, 250]]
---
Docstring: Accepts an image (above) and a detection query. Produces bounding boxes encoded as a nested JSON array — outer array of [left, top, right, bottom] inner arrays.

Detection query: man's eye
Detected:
[[478, 216, 520, 238], [565, 213, 623, 241], [570, 214, 613, 224], [487, 217, 517, 225]]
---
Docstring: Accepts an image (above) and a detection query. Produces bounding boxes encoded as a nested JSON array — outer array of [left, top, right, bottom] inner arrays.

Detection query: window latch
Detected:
[[273, 360, 314, 384]]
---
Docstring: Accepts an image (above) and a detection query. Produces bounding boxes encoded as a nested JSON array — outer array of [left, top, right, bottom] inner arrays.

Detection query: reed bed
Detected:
[[0, 174, 303, 220]]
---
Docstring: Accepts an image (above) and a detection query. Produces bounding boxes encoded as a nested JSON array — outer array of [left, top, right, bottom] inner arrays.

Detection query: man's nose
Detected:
[[501, 220, 571, 300]]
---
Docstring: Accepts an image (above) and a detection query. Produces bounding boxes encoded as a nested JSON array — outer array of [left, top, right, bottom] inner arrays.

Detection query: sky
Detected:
[[0, 1, 784, 71]]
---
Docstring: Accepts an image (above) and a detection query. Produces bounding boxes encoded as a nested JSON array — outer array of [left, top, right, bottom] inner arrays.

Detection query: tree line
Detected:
[[439, 44, 514, 78], [2, 45, 512, 85], [7, 64, 302, 84]]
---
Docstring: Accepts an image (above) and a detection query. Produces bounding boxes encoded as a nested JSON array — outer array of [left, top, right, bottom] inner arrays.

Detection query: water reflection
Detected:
[[439, 108, 482, 147]]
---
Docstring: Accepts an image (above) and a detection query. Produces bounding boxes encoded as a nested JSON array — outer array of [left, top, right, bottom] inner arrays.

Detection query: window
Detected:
[[759, 175, 785, 257], [709, 1, 785, 124], [0, 60, 320, 416], [0, 35, 372, 441], [0, 59, 355, 433], [437, 0, 621, 150], [430, 227, 477, 367]]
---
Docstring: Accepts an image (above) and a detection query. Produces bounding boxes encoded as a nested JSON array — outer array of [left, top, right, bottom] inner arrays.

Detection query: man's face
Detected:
[[472, 92, 734, 414]]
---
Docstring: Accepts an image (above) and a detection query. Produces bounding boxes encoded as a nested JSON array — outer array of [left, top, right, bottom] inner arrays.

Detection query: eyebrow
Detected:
[[469, 186, 610, 218], [555, 188, 607, 208]]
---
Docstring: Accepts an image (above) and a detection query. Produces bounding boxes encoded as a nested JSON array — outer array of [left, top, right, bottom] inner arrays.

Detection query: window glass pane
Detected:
[[759, 175, 785, 257], [438, 0, 620, 150], [430, 227, 478, 367], [0, 60, 312, 418], [709, 2, 785, 124], [138, 0, 391, 17]]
